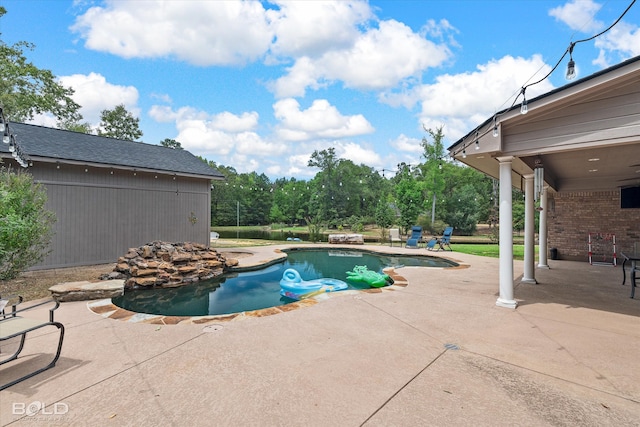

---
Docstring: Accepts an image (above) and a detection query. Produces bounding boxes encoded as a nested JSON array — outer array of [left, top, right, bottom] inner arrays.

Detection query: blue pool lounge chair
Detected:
[[405, 226, 423, 248], [425, 237, 438, 251], [436, 227, 454, 251]]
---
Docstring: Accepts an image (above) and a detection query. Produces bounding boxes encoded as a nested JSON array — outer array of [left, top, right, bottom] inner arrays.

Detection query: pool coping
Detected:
[[88, 245, 467, 324]]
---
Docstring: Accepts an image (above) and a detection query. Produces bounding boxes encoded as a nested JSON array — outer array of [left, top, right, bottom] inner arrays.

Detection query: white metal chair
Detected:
[[389, 228, 402, 247]]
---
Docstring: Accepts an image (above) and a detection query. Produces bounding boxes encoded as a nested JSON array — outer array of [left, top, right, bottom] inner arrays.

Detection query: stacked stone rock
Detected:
[[114, 241, 239, 289]]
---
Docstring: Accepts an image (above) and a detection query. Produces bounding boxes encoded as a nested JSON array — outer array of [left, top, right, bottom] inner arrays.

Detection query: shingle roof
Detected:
[[1, 123, 225, 179]]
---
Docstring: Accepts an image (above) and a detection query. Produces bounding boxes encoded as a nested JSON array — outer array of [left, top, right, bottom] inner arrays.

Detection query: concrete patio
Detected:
[[1, 245, 639, 426]]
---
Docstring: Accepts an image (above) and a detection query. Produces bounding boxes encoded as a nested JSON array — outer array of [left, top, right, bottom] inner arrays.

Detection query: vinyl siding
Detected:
[[31, 163, 212, 269]]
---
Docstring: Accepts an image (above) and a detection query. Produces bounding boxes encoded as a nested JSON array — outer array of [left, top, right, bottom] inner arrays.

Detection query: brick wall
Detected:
[[548, 190, 640, 262]]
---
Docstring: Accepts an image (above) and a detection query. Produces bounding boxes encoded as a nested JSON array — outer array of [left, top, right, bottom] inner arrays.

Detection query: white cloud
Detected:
[[150, 93, 173, 104], [149, 105, 285, 159], [148, 105, 179, 123], [271, 19, 453, 97], [211, 112, 259, 133], [387, 55, 555, 142], [593, 22, 640, 67], [268, 0, 373, 58], [391, 134, 423, 154], [58, 72, 139, 124], [234, 132, 286, 156], [337, 141, 383, 167], [175, 120, 235, 156], [549, 0, 603, 33], [273, 98, 374, 141], [71, 1, 273, 66], [26, 113, 58, 128]]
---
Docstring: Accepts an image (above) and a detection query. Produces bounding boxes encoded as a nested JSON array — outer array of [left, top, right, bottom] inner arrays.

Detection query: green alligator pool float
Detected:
[[346, 265, 394, 288]]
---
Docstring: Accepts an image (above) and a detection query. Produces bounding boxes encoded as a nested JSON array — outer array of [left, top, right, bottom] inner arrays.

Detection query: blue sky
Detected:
[[2, 0, 639, 179]]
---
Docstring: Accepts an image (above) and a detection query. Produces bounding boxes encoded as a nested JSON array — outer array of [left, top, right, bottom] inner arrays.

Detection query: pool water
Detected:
[[111, 248, 457, 317]]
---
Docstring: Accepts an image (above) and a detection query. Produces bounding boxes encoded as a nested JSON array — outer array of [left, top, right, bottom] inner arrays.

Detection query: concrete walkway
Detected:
[[1, 245, 639, 426]]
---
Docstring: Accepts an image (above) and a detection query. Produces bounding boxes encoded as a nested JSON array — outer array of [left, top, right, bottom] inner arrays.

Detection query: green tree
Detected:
[[161, 138, 182, 149], [57, 118, 92, 134], [0, 7, 82, 123], [308, 148, 340, 225], [0, 167, 56, 279], [392, 163, 424, 233], [374, 198, 395, 241], [98, 104, 143, 141], [444, 184, 479, 235], [420, 125, 446, 225], [271, 178, 311, 225]]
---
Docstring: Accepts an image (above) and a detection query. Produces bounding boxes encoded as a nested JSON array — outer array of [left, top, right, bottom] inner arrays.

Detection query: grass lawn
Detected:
[[454, 244, 530, 260]]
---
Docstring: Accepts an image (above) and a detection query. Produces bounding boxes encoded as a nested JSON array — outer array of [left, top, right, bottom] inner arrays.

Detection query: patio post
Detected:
[[522, 174, 537, 283], [538, 186, 549, 268], [496, 156, 517, 308]]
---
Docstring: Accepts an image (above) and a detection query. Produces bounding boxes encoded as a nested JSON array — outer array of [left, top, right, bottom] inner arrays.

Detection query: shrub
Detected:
[[0, 167, 56, 279]]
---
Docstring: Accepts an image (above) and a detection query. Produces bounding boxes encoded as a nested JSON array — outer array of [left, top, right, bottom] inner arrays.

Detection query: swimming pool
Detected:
[[111, 248, 457, 317]]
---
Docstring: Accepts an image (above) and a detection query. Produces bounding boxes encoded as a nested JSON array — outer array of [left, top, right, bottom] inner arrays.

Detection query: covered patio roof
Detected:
[[448, 55, 640, 192]]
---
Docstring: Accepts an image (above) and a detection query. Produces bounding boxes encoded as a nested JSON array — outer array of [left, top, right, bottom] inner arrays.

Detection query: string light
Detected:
[[566, 43, 576, 79], [520, 88, 528, 115]]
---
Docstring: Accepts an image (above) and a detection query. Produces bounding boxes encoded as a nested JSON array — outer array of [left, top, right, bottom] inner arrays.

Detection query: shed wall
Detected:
[[31, 163, 211, 269]]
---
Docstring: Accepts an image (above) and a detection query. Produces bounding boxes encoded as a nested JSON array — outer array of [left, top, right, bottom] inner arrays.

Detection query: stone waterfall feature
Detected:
[[109, 241, 239, 289]]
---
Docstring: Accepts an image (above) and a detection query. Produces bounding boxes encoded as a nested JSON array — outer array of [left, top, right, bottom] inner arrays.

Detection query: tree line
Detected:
[[202, 126, 527, 239]]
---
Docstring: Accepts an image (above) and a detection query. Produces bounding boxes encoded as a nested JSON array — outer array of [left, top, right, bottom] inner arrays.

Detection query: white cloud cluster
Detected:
[[72, 0, 453, 97], [271, 19, 452, 97], [71, 1, 273, 66], [549, 0, 603, 33], [593, 22, 640, 67], [148, 105, 283, 159], [382, 55, 555, 141], [549, 0, 640, 68], [58, 72, 140, 124], [268, 0, 373, 58], [273, 98, 374, 141]]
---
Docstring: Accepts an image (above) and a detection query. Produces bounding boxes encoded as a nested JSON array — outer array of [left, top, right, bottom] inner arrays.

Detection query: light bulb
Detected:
[[566, 59, 576, 80], [492, 123, 499, 137], [462, 149, 467, 159], [475, 140, 479, 150], [520, 99, 528, 115], [2, 133, 9, 144]]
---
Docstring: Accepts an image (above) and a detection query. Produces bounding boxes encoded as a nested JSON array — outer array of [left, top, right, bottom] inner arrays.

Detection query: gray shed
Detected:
[[1, 123, 225, 269]]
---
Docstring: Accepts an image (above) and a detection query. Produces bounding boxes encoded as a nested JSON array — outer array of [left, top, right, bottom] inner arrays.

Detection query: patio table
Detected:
[[620, 249, 639, 299]]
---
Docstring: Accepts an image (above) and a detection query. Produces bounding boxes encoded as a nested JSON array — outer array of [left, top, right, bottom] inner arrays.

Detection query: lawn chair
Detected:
[[425, 237, 438, 251], [0, 296, 65, 391], [405, 226, 423, 249], [389, 228, 402, 247], [436, 226, 454, 251]]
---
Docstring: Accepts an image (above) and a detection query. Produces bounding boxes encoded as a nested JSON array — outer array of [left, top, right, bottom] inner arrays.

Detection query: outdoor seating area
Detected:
[[404, 226, 454, 251], [0, 245, 638, 425]]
